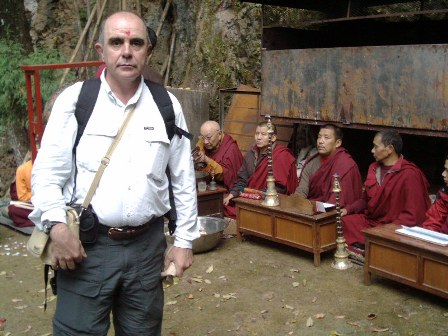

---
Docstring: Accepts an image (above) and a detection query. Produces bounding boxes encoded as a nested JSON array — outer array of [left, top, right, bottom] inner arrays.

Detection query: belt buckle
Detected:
[[108, 227, 125, 239]]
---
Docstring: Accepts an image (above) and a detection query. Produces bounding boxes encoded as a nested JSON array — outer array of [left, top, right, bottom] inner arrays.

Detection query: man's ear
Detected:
[[335, 139, 342, 148], [386, 144, 395, 154], [147, 44, 153, 57], [95, 43, 104, 59], [271, 134, 277, 142]]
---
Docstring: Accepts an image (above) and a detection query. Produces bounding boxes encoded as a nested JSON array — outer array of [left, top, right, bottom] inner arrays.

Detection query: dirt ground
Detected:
[[0, 225, 447, 336]]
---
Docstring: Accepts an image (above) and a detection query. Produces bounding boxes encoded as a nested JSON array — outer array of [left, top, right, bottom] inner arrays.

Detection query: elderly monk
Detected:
[[193, 121, 243, 192], [342, 129, 431, 259], [422, 154, 448, 234], [295, 124, 363, 207], [223, 121, 298, 218]]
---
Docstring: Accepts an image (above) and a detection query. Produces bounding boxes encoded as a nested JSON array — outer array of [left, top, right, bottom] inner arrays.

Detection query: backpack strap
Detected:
[[144, 80, 193, 234], [74, 78, 101, 152], [144, 79, 193, 141]]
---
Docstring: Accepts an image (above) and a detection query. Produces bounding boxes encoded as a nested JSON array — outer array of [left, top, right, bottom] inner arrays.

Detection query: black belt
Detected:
[[99, 221, 152, 240]]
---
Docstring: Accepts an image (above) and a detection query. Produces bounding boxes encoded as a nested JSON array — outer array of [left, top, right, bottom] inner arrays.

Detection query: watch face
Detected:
[[43, 220, 55, 234]]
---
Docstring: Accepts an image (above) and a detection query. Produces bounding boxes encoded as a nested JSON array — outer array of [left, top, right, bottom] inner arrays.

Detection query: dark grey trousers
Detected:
[[52, 217, 166, 336]]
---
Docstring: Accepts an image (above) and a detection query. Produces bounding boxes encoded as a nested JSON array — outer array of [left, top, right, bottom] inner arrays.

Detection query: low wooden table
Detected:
[[234, 196, 337, 266], [363, 224, 448, 299], [197, 186, 226, 217]]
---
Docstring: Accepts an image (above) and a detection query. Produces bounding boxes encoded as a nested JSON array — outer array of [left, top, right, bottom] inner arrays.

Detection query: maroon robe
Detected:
[[343, 156, 431, 245], [247, 144, 298, 194], [203, 134, 243, 190], [7, 181, 34, 228], [307, 147, 363, 207], [422, 186, 448, 234]]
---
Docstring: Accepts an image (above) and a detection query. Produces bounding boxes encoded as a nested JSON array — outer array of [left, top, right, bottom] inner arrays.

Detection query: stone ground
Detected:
[[0, 225, 447, 336]]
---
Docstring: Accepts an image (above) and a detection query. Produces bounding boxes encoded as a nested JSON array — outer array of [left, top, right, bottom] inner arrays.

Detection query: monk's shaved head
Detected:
[[200, 121, 222, 151], [200, 120, 220, 134]]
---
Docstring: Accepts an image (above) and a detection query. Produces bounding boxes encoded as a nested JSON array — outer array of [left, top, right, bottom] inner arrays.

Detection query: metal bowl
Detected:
[[165, 216, 227, 254]]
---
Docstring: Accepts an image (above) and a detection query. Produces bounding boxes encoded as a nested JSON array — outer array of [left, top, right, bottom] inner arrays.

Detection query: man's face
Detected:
[[371, 134, 392, 163], [200, 127, 221, 151], [442, 160, 448, 186], [255, 126, 275, 151], [95, 13, 151, 84], [317, 128, 341, 157]]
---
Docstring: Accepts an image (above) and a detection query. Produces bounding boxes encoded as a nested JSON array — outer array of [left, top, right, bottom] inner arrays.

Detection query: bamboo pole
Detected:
[[164, 31, 176, 87], [147, 0, 172, 64], [72, 0, 85, 60], [59, 4, 98, 85], [136, 0, 141, 16], [83, 0, 108, 62]]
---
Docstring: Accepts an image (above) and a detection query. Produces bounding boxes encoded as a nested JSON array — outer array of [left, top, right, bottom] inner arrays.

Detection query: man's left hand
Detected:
[[164, 246, 194, 277]]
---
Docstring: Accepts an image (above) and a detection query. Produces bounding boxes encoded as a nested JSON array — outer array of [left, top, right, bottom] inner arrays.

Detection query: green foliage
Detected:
[[0, 38, 69, 126]]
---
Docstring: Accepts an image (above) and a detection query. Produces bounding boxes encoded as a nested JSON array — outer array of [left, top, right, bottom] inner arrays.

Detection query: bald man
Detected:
[[194, 121, 243, 213], [30, 11, 198, 335]]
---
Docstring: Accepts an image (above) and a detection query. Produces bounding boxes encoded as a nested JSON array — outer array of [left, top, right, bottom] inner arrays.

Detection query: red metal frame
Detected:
[[20, 61, 103, 161]]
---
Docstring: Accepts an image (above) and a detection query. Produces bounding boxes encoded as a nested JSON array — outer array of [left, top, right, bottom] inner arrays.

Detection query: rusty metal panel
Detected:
[[261, 45, 448, 132]]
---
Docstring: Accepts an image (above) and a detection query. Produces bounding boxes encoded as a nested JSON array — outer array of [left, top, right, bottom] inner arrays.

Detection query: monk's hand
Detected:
[[341, 208, 348, 217], [164, 246, 193, 277], [223, 193, 234, 206], [49, 224, 87, 271]]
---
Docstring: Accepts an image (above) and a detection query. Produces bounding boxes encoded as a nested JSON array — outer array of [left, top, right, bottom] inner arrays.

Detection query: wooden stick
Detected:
[[83, 0, 108, 63], [164, 31, 176, 87], [59, 4, 98, 85], [136, 0, 141, 16], [72, 0, 85, 59], [147, 0, 172, 64]]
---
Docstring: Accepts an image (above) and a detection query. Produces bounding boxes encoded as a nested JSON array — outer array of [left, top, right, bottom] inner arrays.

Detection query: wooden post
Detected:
[[136, 0, 141, 16], [164, 31, 176, 87], [59, 4, 99, 85], [147, 0, 172, 64], [83, 0, 108, 62]]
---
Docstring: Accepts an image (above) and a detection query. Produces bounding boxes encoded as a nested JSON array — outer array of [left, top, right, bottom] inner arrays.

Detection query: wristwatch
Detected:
[[42, 220, 60, 235]]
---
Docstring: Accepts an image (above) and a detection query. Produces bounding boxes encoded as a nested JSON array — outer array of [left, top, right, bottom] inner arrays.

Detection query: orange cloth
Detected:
[[15, 160, 32, 202]]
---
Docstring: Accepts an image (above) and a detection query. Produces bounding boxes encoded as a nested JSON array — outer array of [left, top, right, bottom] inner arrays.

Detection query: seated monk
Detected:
[[193, 121, 243, 216], [342, 130, 431, 260], [295, 124, 363, 207], [422, 154, 448, 233], [8, 154, 35, 227], [223, 121, 298, 218]]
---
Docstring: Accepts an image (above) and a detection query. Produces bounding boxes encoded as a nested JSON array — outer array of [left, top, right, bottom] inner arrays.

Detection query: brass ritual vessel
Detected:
[[261, 115, 279, 207], [331, 173, 353, 270]]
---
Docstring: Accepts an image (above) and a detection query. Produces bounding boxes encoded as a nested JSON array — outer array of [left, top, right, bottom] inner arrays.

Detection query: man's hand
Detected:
[[49, 224, 87, 271], [223, 193, 235, 206], [341, 208, 348, 217], [164, 246, 193, 277], [194, 151, 209, 165]]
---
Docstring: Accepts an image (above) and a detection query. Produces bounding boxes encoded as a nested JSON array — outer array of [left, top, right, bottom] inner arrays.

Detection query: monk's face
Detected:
[[95, 12, 151, 85], [317, 127, 341, 157], [200, 126, 221, 151], [442, 160, 448, 186], [255, 126, 276, 151], [371, 134, 393, 163]]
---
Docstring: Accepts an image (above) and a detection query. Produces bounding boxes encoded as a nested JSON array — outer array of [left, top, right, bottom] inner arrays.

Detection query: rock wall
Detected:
[[0, 0, 262, 196]]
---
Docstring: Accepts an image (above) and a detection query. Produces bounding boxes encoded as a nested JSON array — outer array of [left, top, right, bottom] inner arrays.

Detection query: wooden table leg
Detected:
[[364, 241, 372, 285], [314, 252, 320, 267]]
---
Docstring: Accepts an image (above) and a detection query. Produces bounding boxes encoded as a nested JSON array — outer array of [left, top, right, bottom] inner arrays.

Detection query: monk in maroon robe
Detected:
[[224, 122, 298, 218], [246, 143, 298, 194], [296, 124, 363, 207], [422, 156, 448, 234], [194, 121, 243, 191], [342, 130, 431, 250]]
